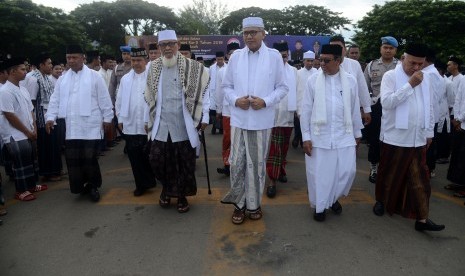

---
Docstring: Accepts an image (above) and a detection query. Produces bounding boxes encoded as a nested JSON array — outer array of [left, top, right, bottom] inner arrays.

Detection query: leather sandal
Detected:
[[159, 192, 171, 208], [177, 197, 190, 213], [232, 207, 246, 224], [248, 207, 263, 220]]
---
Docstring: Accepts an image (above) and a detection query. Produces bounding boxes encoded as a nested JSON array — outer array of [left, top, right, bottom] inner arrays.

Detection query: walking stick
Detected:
[[200, 130, 212, 194]]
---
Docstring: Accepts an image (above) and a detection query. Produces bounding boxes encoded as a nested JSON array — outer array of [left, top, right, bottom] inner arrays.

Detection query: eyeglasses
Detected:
[[159, 41, 177, 48], [243, 30, 259, 37], [319, 58, 334, 63]]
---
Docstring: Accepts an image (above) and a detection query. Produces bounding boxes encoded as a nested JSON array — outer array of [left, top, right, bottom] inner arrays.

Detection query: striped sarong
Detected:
[[221, 127, 271, 211]]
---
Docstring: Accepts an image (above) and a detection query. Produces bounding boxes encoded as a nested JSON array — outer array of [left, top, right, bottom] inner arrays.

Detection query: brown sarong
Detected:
[[376, 142, 430, 219]]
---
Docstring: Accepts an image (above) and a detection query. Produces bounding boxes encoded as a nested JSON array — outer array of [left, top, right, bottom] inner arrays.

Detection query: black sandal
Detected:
[[177, 197, 190, 213], [159, 193, 171, 208]]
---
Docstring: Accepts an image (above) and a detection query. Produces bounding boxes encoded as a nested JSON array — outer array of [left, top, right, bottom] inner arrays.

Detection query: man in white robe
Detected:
[[220, 17, 288, 224], [216, 43, 240, 176], [373, 43, 444, 232], [294, 50, 318, 148], [115, 47, 156, 197], [330, 35, 372, 126], [266, 41, 297, 198], [301, 44, 363, 222], [45, 45, 114, 202], [208, 51, 227, 135]]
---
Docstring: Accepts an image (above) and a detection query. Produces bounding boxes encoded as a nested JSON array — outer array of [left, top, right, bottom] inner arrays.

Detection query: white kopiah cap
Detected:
[[158, 30, 177, 43], [242, 17, 265, 28], [303, 50, 315, 59]]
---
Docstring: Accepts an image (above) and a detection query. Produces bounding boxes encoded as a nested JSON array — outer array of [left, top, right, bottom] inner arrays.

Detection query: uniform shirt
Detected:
[[108, 63, 132, 104], [380, 69, 434, 147], [115, 71, 148, 135], [222, 43, 288, 130], [46, 68, 114, 140], [297, 66, 318, 116], [0, 81, 34, 143], [340, 57, 371, 113], [301, 71, 363, 149], [364, 58, 398, 101]]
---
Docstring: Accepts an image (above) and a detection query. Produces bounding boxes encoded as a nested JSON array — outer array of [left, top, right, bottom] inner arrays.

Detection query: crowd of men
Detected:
[[0, 16, 464, 230]]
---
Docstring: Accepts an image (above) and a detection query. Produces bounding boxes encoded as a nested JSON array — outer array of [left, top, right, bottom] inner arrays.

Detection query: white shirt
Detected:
[[222, 43, 288, 130], [99, 67, 113, 88], [275, 63, 297, 127], [301, 72, 363, 149], [49, 75, 59, 86], [46, 68, 114, 140], [115, 71, 148, 135], [215, 66, 230, 116], [423, 64, 445, 123], [0, 81, 34, 143], [448, 74, 464, 115], [340, 57, 371, 113], [297, 66, 318, 116], [453, 77, 465, 130], [208, 64, 225, 110], [380, 69, 434, 147]]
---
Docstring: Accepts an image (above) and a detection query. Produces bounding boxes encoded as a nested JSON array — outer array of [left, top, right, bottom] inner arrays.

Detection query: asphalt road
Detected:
[[1, 126, 464, 276]]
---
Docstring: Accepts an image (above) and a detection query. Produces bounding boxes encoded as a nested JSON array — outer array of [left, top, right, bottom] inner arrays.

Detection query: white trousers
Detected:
[[305, 146, 356, 213]]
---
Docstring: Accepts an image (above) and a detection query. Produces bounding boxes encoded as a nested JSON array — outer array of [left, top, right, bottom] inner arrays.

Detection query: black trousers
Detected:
[[366, 100, 382, 164], [125, 135, 156, 190]]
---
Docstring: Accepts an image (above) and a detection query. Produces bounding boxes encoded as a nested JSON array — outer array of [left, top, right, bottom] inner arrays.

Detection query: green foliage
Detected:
[[0, 0, 88, 60], [176, 0, 229, 35], [353, 0, 465, 62], [219, 5, 350, 35], [71, 0, 177, 55]]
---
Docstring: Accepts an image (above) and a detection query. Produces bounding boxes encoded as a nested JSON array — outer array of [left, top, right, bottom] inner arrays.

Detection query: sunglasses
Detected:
[[319, 58, 335, 63]]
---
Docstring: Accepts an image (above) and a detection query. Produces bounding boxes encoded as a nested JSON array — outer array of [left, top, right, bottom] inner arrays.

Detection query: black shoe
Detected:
[[373, 201, 384, 216], [80, 184, 91, 195], [133, 188, 146, 197], [90, 188, 100, 202], [415, 219, 445, 231], [278, 175, 287, 183], [266, 185, 276, 198], [331, 200, 342, 214], [369, 168, 377, 183], [217, 166, 230, 176], [292, 139, 298, 149], [211, 128, 216, 135], [313, 210, 326, 222], [219, 130, 223, 134]]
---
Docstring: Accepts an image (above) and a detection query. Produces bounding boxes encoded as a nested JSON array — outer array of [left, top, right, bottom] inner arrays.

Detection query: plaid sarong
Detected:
[[6, 138, 38, 192], [266, 127, 293, 180]]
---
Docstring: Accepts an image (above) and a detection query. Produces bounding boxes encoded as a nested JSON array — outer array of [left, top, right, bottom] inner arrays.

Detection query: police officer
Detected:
[[364, 36, 399, 183]]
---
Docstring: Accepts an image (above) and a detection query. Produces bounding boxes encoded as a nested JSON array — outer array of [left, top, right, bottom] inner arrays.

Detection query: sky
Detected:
[[31, 0, 388, 36]]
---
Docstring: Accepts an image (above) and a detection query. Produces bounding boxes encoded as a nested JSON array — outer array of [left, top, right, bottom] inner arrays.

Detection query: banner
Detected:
[[126, 35, 329, 62]]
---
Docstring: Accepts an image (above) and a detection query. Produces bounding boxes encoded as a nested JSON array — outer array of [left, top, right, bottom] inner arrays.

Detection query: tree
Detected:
[[352, 0, 465, 61], [219, 5, 350, 35], [176, 0, 229, 35], [71, 0, 177, 54], [0, 0, 89, 60]]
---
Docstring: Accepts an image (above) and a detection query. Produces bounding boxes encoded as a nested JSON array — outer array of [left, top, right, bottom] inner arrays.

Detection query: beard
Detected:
[[162, 53, 177, 68]]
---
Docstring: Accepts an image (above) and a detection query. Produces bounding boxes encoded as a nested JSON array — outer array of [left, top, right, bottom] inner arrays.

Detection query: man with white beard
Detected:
[[145, 30, 210, 213]]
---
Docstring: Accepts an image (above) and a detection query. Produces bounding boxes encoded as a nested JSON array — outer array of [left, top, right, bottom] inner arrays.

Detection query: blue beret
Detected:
[[120, 45, 131, 53], [381, 36, 398, 48]]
